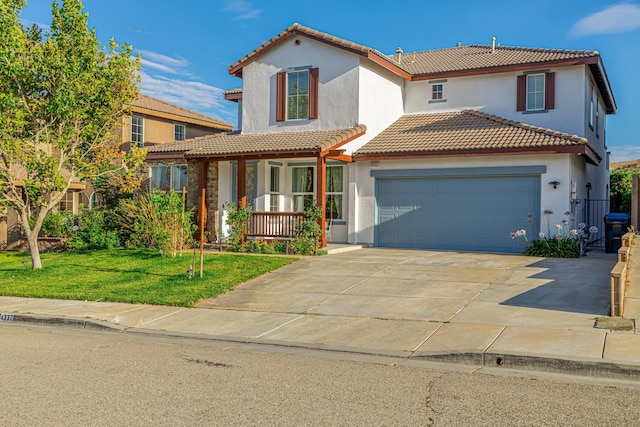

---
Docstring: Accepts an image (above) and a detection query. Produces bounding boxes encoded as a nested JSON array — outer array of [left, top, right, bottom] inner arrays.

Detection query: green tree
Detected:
[[610, 169, 637, 214], [0, 0, 143, 269]]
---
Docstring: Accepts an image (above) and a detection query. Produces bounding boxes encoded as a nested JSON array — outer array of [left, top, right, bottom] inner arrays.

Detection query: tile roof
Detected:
[[146, 126, 367, 159], [226, 23, 615, 113], [354, 110, 600, 164], [386, 45, 599, 76], [131, 94, 232, 130]]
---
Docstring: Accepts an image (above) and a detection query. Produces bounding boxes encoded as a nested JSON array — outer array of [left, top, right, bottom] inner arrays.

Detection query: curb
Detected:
[[5, 314, 640, 381]]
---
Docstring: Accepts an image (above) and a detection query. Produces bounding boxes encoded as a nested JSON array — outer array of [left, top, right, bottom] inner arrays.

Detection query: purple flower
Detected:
[[564, 211, 571, 216], [578, 222, 586, 229], [589, 226, 598, 234], [72, 225, 79, 231], [544, 210, 554, 215], [539, 232, 546, 238], [62, 217, 69, 222], [562, 220, 569, 227]]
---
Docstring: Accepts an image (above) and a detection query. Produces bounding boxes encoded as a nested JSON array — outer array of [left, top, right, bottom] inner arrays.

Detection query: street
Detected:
[[1, 324, 639, 426]]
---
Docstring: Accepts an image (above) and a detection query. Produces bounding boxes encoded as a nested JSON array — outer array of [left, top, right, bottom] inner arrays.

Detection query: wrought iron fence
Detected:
[[582, 199, 610, 248]]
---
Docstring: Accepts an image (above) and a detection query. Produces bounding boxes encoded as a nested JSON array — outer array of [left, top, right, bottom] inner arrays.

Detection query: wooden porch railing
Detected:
[[245, 212, 305, 238]]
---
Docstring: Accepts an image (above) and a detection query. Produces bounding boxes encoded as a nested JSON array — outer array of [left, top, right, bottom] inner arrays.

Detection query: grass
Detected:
[[0, 249, 298, 307]]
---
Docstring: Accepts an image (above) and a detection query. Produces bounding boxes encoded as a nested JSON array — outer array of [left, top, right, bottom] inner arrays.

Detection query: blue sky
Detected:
[[19, 0, 640, 162]]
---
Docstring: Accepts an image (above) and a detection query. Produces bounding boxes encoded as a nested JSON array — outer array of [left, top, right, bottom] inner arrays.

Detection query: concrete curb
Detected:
[[6, 314, 640, 381], [4, 313, 126, 332]]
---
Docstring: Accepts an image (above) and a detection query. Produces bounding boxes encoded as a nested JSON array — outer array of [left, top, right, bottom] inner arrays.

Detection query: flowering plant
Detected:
[[510, 211, 598, 258]]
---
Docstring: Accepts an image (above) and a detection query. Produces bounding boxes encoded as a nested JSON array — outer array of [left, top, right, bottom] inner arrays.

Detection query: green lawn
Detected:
[[0, 249, 298, 307]]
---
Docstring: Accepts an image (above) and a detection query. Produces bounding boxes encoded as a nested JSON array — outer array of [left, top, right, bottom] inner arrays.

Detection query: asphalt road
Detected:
[[2, 324, 640, 426]]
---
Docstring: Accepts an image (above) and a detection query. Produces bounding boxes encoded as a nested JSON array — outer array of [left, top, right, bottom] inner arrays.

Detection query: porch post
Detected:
[[317, 155, 327, 247], [237, 158, 247, 208], [197, 160, 208, 241]]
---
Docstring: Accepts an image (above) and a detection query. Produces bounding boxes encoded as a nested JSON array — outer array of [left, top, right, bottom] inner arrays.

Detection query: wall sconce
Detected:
[[549, 180, 560, 189]]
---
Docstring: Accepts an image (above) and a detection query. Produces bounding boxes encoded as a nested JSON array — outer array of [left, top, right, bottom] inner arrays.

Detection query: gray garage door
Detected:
[[375, 172, 541, 252]]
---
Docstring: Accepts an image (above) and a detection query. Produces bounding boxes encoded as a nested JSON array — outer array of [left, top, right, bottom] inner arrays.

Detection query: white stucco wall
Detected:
[[240, 36, 361, 134], [404, 65, 588, 138], [350, 154, 581, 245]]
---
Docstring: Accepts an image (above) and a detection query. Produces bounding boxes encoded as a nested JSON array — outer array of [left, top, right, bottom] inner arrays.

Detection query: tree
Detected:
[[610, 169, 637, 214], [0, 0, 144, 269]]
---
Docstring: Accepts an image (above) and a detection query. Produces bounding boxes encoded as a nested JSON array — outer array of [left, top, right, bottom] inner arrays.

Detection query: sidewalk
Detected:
[[1, 248, 639, 380]]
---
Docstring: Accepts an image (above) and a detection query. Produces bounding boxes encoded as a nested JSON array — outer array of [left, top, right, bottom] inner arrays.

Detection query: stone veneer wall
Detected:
[[141, 159, 219, 242]]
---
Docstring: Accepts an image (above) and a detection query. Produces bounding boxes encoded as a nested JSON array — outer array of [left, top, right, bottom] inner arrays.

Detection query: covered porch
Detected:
[[183, 126, 366, 247]]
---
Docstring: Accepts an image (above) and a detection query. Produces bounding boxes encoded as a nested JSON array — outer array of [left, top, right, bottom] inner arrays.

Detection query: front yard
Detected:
[[0, 249, 297, 307]]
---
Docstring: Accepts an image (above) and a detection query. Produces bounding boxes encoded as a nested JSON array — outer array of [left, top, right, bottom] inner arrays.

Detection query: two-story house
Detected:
[[146, 23, 616, 252], [0, 94, 231, 250]]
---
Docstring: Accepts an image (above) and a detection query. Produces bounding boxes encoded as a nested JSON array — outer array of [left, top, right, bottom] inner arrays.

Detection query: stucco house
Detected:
[[146, 23, 616, 253]]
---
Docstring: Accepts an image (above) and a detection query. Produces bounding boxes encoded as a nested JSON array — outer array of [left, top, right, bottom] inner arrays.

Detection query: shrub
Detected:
[[66, 208, 120, 250], [117, 190, 195, 256], [29, 211, 74, 237], [225, 202, 251, 251], [290, 205, 322, 255]]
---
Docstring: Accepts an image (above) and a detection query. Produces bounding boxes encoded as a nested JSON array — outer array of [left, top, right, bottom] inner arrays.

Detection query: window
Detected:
[[174, 124, 186, 141], [589, 88, 595, 128], [432, 84, 443, 100], [276, 68, 319, 122], [526, 74, 545, 111], [270, 166, 280, 212], [595, 98, 600, 137], [58, 191, 74, 212], [170, 164, 188, 193], [326, 166, 343, 220], [517, 72, 554, 112], [150, 166, 168, 191], [292, 166, 314, 212], [287, 70, 309, 120], [131, 115, 144, 147]]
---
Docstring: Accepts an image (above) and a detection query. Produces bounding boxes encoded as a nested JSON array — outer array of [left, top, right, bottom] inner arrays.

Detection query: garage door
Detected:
[[375, 170, 541, 252]]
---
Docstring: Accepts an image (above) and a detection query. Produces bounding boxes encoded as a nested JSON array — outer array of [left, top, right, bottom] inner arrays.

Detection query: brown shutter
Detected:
[[545, 72, 555, 110], [516, 74, 526, 111], [276, 72, 286, 122], [308, 68, 319, 120]]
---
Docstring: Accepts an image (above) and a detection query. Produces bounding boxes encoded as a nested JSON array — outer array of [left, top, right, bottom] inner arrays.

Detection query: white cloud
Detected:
[[222, 0, 261, 20], [138, 71, 234, 118], [570, 3, 640, 37], [20, 19, 50, 31], [609, 145, 640, 163], [137, 50, 191, 75]]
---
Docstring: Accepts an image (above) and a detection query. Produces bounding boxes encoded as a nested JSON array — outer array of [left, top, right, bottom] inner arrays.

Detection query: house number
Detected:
[[0, 313, 14, 322]]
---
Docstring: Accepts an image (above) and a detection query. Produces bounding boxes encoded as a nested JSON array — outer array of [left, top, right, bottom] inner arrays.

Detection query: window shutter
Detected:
[[516, 75, 526, 111], [276, 72, 286, 122], [308, 68, 319, 120], [545, 72, 555, 110]]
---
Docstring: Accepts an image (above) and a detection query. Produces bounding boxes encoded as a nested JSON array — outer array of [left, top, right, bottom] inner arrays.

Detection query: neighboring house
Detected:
[[0, 94, 231, 250], [146, 23, 616, 252]]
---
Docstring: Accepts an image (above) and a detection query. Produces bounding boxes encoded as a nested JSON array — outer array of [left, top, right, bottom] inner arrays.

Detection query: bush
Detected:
[[29, 211, 74, 237], [66, 208, 120, 250], [117, 190, 196, 256], [290, 205, 322, 255], [225, 202, 251, 251]]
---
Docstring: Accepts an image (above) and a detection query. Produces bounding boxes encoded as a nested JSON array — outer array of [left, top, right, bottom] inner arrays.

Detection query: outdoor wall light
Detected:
[[549, 180, 560, 189]]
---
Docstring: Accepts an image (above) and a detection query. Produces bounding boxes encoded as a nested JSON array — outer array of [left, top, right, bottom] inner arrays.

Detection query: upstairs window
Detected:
[[131, 115, 144, 147], [432, 84, 444, 100], [276, 68, 319, 122], [174, 123, 186, 141], [526, 74, 545, 111], [517, 72, 555, 112]]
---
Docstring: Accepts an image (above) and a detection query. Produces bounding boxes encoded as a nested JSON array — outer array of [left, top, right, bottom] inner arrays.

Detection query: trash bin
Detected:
[[604, 213, 630, 253]]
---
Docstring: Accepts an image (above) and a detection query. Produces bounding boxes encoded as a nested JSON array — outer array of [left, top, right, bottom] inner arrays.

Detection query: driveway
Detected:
[[196, 248, 616, 355]]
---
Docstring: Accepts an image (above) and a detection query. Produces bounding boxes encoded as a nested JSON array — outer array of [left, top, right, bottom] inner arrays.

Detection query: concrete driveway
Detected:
[[196, 248, 617, 358]]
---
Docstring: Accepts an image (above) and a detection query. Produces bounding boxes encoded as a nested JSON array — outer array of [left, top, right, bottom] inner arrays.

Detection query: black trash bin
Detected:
[[604, 213, 630, 253]]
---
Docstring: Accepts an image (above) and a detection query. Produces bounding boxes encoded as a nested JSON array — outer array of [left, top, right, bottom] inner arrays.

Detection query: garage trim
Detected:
[[371, 165, 547, 178]]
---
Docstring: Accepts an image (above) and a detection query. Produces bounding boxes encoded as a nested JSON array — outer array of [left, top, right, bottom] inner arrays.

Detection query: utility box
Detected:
[[604, 213, 630, 253]]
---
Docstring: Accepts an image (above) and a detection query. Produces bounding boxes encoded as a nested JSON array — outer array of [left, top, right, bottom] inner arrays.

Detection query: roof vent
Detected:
[[396, 47, 403, 64], [491, 37, 496, 53], [457, 42, 462, 47]]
